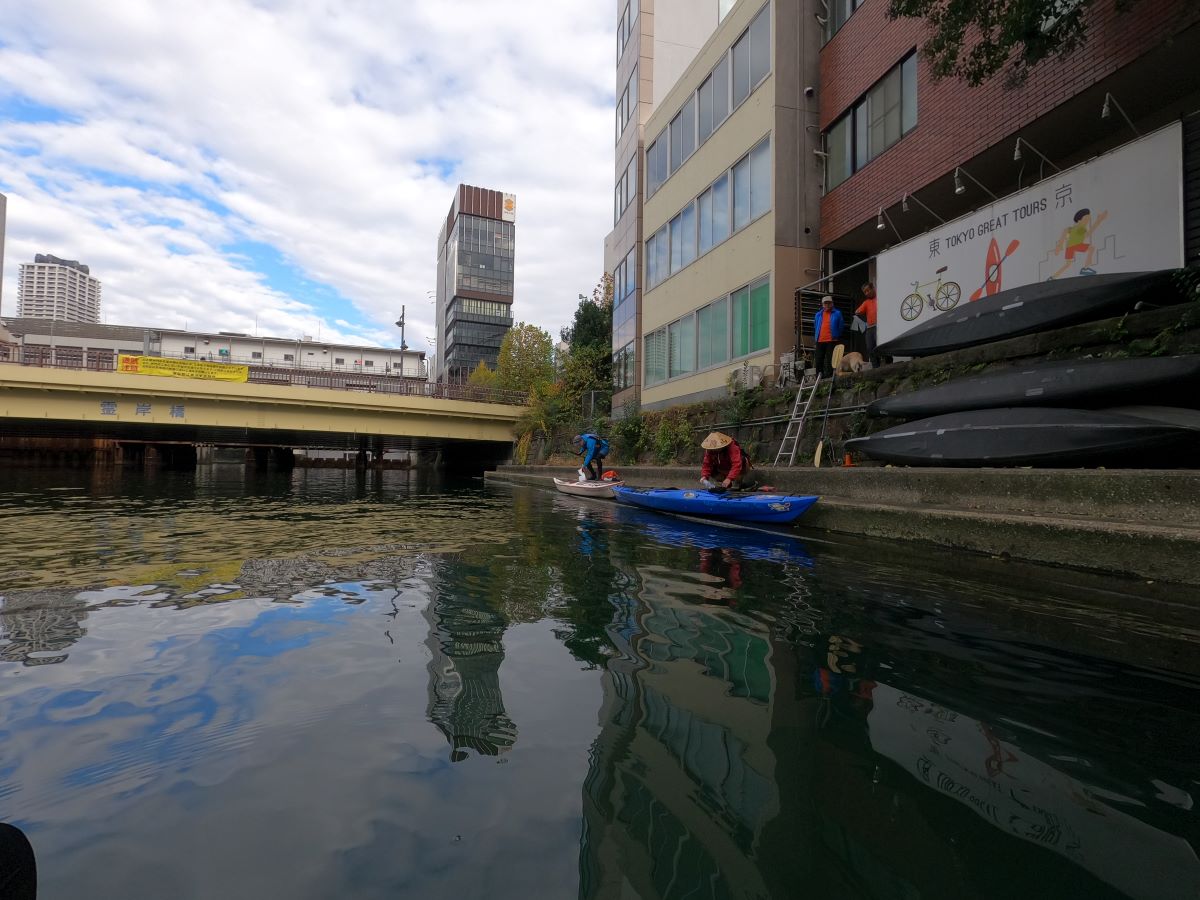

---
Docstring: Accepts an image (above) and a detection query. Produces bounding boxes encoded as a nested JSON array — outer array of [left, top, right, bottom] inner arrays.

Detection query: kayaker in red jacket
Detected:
[[700, 432, 753, 489]]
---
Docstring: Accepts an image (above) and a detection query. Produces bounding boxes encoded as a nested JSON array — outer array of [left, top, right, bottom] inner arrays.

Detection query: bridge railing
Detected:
[[0, 346, 528, 406]]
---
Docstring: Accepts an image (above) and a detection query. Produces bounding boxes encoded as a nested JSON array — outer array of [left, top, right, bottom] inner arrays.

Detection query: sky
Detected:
[[0, 0, 615, 355]]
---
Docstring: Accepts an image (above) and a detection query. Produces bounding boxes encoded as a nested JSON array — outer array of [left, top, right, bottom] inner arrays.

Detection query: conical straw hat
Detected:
[[701, 431, 733, 450]]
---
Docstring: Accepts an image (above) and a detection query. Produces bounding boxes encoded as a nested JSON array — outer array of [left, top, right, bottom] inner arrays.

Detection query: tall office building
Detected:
[[17, 254, 102, 324], [434, 185, 516, 383]]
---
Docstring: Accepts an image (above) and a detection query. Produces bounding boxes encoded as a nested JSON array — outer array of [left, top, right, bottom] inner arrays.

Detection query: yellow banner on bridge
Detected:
[[117, 355, 249, 383]]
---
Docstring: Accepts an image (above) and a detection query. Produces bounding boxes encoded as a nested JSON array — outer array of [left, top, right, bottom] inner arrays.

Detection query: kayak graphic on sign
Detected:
[[970, 237, 1021, 301]]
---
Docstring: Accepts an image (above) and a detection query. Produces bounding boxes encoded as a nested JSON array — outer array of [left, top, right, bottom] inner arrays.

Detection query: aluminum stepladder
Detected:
[[773, 371, 822, 467]]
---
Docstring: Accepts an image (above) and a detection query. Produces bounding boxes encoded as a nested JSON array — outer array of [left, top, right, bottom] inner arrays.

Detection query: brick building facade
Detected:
[[818, 0, 1200, 254]]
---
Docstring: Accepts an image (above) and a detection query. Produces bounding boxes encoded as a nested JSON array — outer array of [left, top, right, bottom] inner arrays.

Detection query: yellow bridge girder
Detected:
[[0, 365, 524, 445]]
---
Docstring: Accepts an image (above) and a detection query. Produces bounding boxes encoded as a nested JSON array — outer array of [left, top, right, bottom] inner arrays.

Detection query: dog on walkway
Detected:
[[838, 351, 867, 374]]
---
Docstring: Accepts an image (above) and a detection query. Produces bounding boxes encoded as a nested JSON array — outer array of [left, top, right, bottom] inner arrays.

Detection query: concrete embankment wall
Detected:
[[486, 465, 1200, 587]]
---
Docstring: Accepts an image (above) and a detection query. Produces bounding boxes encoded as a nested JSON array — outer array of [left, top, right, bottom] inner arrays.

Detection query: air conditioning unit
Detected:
[[731, 363, 763, 391]]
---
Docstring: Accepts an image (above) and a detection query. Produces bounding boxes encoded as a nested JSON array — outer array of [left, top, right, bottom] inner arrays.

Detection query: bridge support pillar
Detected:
[[271, 447, 295, 470]]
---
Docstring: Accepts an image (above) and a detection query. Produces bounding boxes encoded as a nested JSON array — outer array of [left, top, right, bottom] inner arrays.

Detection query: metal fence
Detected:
[[0, 345, 527, 406]]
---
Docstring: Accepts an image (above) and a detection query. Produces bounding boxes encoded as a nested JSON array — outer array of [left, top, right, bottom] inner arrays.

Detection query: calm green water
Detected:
[[0, 466, 1198, 900]]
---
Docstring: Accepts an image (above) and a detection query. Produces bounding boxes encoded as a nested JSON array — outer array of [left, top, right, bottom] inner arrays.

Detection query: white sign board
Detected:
[[502, 192, 517, 223], [876, 123, 1184, 344]]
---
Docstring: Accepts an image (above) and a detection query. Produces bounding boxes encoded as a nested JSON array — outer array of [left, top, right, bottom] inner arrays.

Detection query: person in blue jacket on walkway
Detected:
[[812, 295, 844, 379], [572, 432, 609, 481]]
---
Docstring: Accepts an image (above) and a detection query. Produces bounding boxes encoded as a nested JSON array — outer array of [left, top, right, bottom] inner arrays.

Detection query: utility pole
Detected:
[[394, 305, 408, 351]]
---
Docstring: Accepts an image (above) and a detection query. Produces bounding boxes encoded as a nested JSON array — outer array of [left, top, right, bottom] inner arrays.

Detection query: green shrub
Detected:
[[653, 410, 695, 464]]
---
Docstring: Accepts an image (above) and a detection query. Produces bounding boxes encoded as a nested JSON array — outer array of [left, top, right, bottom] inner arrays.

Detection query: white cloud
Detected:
[[0, 0, 615, 350]]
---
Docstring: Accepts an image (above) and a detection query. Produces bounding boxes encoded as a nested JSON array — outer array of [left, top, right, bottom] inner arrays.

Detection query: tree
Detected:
[[888, 0, 1138, 86], [496, 323, 554, 395], [467, 360, 498, 389], [561, 274, 614, 355]]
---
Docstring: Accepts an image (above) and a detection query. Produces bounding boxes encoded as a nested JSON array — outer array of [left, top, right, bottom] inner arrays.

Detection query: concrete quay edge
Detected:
[[485, 465, 1200, 586]]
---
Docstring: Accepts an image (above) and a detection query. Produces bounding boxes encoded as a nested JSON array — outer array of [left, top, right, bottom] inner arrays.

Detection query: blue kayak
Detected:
[[611, 486, 819, 525]]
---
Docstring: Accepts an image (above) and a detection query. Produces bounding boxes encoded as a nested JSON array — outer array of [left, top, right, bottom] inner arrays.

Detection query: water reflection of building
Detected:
[[579, 579, 795, 899], [423, 571, 517, 762], [0, 590, 89, 665]]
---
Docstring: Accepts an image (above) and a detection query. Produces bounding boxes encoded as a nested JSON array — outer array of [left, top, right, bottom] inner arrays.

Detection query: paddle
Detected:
[[813, 344, 845, 468]]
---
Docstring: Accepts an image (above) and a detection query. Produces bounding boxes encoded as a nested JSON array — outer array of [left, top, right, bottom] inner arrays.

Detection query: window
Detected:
[[335, 357, 345, 365], [655, 224, 668, 285], [712, 173, 730, 244], [698, 187, 714, 254], [698, 297, 729, 369], [365, 361, 374, 367], [749, 5, 771, 87], [732, 29, 750, 107], [615, 155, 638, 224], [646, 130, 667, 197], [732, 154, 751, 230], [617, 0, 639, 62], [669, 112, 683, 173], [750, 138, 771, 219], [731, 277, 771, 357], [251, 351, 263, 360], [613, 341, 636, 391], [901, 54, 918, 133], [668, 315, 696, 377], [615, 66, 638, 143], [680, 201, 697, 266], [669, 214, 683, 273], [183, 345, 195, 354], [644, 328, 667, 385], [698, 75, 714, 144], [680, 94, 696, 162], [824, 53, 918, 190], [283, 353, 294, 362], [824, 0, 864, 43], [826, 115, 852, 192]]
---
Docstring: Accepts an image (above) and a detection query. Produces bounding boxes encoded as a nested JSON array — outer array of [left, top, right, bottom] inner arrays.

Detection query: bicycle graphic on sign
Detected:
[[900, 267, 962, 321]]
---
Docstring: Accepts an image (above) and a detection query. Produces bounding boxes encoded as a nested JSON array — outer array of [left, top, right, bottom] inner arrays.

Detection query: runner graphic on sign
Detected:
[[1049, 207, 1108, 279]]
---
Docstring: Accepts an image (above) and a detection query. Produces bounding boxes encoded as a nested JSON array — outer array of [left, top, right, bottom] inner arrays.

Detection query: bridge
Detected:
[[0, 362, 525, 468]]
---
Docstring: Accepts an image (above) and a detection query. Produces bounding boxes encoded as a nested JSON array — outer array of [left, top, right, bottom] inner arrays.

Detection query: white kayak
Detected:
[[553, 478, 624, 499]]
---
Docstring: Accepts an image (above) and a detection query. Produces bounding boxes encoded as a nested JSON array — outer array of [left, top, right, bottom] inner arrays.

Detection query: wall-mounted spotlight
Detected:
[[876, 208, 885, 231], [1013, 137, 1060, 172], [1101, 92, 1140, 136], [902, 190, 947, 223], [953, 165, 999, 201]]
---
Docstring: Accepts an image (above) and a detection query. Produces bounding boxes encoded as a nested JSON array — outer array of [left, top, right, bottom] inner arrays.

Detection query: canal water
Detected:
[[0, 467, 1197, 900]]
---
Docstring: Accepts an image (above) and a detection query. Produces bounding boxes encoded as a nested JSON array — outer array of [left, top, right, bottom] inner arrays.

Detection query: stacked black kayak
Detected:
[[867, 355, 1200, 420], [849, 269, 1200, 466], [847, 405, 1200, 467]]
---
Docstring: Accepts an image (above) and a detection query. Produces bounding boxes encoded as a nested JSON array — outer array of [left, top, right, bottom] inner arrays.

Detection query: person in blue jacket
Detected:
[[572, 433, 609, 481], [812, 295, 844, 379]]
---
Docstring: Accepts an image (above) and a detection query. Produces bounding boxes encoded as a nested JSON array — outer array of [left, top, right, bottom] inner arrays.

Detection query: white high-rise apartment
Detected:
[[17, 254, 102, 324]]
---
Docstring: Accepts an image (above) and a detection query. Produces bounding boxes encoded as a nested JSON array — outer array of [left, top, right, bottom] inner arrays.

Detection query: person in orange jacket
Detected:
[[856, 282, 880, 368]]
